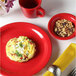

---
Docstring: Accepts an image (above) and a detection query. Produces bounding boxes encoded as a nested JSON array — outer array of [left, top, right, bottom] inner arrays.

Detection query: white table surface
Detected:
[[0, 0, 76, 76]]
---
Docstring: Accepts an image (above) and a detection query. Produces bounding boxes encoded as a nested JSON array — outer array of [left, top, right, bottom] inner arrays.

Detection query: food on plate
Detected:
[[6, 36, 36, 62], [54, 19, 75, 37]]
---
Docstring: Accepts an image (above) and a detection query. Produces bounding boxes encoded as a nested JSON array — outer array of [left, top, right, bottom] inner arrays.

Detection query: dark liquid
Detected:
[[22, 0, 38, 9]]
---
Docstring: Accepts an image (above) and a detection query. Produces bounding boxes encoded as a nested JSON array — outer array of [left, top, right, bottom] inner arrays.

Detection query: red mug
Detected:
[[19, 0, 45, 18]]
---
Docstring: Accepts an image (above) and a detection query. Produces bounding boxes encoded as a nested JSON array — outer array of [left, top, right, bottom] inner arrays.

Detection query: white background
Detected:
[[0, 0, 76, 76]]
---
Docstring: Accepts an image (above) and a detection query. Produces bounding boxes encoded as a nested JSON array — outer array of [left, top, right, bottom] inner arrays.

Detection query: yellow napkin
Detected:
[[43, 43, 76, 76]]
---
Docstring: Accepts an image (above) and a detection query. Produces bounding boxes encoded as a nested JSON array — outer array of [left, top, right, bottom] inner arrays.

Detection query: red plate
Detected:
[[0, 22, 52, 76]]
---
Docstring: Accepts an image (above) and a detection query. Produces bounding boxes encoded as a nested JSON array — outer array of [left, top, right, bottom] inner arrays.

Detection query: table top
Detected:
[[0, 0, 76, 76]]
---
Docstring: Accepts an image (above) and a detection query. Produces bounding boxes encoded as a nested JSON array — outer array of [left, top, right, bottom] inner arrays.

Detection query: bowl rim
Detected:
[[48, 13, 76, 40]]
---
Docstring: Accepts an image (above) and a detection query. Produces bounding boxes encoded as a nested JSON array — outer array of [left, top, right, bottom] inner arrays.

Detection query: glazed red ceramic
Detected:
[[0, 22, 52, 76], [48, 13, 76, 40], [19, 0, 45, 18]]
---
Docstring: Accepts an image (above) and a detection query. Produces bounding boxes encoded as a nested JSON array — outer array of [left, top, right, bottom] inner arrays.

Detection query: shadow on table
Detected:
[[42, 0, 64, 17], [2, 8, 23, 17]]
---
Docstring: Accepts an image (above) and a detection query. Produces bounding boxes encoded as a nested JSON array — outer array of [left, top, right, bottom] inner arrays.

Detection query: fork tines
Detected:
[[68, 68, 76, 76]]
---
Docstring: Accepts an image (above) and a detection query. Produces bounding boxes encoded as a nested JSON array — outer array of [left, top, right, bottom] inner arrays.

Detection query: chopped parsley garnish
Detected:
[[23, 37, 25, 41], [29, 39, 33, 43], [15, 50, 22, 57], [26, 37, 28, 39], [29, 39, 31, 41], [19, 42, 23, 47]]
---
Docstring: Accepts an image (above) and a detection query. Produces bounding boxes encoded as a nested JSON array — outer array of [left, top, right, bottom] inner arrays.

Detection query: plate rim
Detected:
[[0, 22, 52, 76]]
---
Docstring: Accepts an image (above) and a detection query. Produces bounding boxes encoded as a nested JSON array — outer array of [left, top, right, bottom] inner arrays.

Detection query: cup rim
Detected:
[[48, 13, 76, 40], [19, 0, 42, 10]]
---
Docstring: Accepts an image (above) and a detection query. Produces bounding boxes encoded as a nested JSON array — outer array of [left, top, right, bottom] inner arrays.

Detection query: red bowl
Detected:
[[0, 22, 52, 76], [48, 13, 76, 40]]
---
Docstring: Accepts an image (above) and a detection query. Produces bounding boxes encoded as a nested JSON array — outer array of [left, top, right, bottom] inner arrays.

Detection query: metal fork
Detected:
[[68, 68, 76, 76]]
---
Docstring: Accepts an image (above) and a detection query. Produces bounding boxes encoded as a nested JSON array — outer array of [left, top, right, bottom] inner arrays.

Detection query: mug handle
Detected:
[[37, 7, 45, 17]]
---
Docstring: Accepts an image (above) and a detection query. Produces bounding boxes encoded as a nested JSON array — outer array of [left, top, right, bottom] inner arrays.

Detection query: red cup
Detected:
[[19, 0, 45, 18]]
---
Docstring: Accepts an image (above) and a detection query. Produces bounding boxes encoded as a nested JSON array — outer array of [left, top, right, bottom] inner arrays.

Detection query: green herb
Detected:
[[29, 39, 31, 41], [25, 37, 28, 40], [29, 39, 33, 43], [19, 42, 23, 47], [26, 37, 28, 39], [15, 50, 22, 57], [23, 37, 25, 41]]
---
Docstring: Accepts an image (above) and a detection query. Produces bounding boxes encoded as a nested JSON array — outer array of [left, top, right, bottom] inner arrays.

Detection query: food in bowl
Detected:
[[6, 36, 36, 62], [54, 19, 75, 37]]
